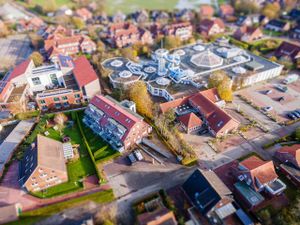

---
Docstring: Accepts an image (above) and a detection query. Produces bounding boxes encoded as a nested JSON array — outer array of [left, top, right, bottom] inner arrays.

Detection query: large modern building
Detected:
[[19, 135, 68, 192], [0, 55, 101, 112], [83, 95, 152, 152], [103, 39, 283, 101], [159, 88, 239, 137]]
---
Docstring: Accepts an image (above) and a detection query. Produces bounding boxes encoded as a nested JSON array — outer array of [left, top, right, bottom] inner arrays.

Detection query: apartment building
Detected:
[[19, 135, 68, 192], [83, 95, 152, 152], [0, 55, 101, 112], [162, 21, 193, 41], [107, 22, 153, 48]]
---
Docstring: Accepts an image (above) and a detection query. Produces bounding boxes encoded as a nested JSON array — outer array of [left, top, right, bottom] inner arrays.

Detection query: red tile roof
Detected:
[[199, 18, 225, 33], [90, 95, 144, 141], [160, 96, 190, 113], [9, 59, 31, 81], [178, 112, 202, 130], [220, 4, 234, 16], [277, 144, 300, 166], [240, 156, 278, 186], [72, 56, 98, 87], [274, 41, 300, 61], [75, 8, 92, 19], [199, 5, 214, 17]]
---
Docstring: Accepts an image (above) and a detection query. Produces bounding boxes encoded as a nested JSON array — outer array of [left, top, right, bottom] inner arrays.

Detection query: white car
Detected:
[[134, 150, 143, 161], [262, 106, 273, 112]]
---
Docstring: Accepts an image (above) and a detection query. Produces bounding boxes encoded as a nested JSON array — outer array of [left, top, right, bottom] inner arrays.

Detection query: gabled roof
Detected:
[[90, 95, 145, 141], [160, 95, 190, 113], [219, 4, 234, 16], [182, 169, 232, 214], [274, 41, 300, 61], [178, 112, 202, 129], [199, 5, 214, 17], [240, 156, 278, 187], [72, 56, 98, 87], [8, 59, 31, 81], [277, 144, 300, 167], [199, 18, 224, 32]]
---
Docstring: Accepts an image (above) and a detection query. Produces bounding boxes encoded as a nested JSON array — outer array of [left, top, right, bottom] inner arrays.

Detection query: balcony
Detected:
[[265, 179, 286, 195]]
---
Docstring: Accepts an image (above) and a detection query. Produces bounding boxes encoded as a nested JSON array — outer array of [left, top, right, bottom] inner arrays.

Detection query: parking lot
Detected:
[[0, 34, 32, 71], [238, 76, 300, 123]]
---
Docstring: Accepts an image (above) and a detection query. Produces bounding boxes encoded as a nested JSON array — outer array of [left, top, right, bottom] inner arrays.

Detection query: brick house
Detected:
[[219, 4, 234, 18], [198, 18, 225, 37], [264, 19, 290, 32], [233, 156, 286, 196], [42, 25, 96, 59], [199, 5, 214, 18], [17, 17, 45, 32], [19, 135, 68, 192], [83, 95, 152, 152], [75, 7, 93, 21], [160, 88, 239, 137], [107, 22, 153, 48], [274, 144, 300, 187], [178, 112, 203, 134], [233, 26, 263, 42], [274, 41, 300, 62], [162, 21, 193, 41]]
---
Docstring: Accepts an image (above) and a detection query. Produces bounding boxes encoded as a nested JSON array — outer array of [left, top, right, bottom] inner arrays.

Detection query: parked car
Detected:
[[287, 113, 296, 120], [199, 128, 209, 135], [134, 149, 143, 161], [127, 153, 137, 165], [278, 96, 285, 102], [274, 84, 288, 93], [292, 111, 300, 118], [265, 90, 272, 95], [262, 106, 273, 112]]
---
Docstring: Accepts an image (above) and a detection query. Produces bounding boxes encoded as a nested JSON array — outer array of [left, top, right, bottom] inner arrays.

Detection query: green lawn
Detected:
[[77, 111, 120, 163], [20, 113, 97, 198], [6, 189, 114, 225]]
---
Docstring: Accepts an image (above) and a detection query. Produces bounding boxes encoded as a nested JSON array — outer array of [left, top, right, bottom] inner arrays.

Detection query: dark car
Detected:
[[292, 111, 300, 118], [287, 113, 296, 120], [127, 153, 137, 165]]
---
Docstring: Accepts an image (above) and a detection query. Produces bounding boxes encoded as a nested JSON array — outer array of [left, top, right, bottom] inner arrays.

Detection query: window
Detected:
[[74, 94, 80, 98], [53, 97, 59, 102], [40, 100, 46, 104], [32, 77, 41, 85], [75, 99, 81, 104], [62, 96, 68, 100], [50, 74, 59, 85]]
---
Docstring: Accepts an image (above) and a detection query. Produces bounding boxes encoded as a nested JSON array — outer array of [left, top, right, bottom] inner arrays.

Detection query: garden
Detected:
[[19, 110, 119, 198]]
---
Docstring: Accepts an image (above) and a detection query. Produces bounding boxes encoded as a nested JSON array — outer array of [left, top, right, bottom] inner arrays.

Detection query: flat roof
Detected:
[[234, 182, 264, 206]]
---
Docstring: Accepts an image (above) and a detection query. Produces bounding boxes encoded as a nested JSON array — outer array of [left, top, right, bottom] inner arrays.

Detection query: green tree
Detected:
[[295, 127, 300, 141], [164, 35, 182, 50], [234, 0, 259, 14], [262, 3, 280, 19], [30, 51, 44, 66], [72, 17, 85, 30], [129, 81, 153, 119]]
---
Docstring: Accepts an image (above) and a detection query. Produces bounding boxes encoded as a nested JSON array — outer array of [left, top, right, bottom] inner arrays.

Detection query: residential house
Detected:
[[162, 21, 193, 41], [137, 208, 177, 225], [199, 5, 214, 18], [132, 10, 149, 23], [233, 156, 286, 196], [236, 15, 260, 27], [219, 4, 234, 19], [42, 25, 96, 59], [17, 17, 45, 32], [174, 9, 194, 21], [198, 18, 225, 37], [182, 169, 237, 224], [0, 204, 22, 225], [75, 8, 93, 21], [264, 19, 290, 32], [233, 26, 263, 42], [83, 95, 152, 152], [178, 112, 203, 134], [151, 10, 169, 23], [19, 135, 68, 192], [274, 41, 300, 62], [274, 144, 300, 187], [107, 22, 153, 48], [290, 24, 300, 40], [287, 8, 300, 21], [160, 88, 239, 137]]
